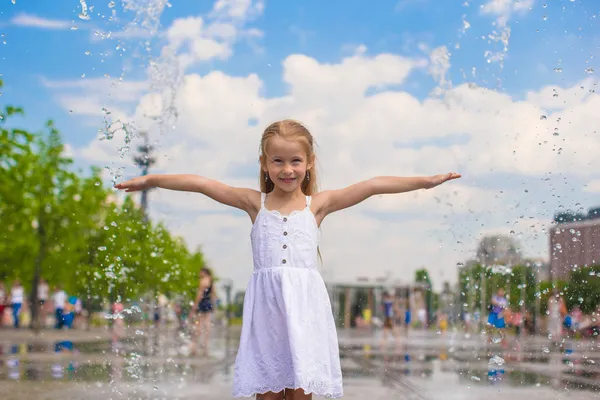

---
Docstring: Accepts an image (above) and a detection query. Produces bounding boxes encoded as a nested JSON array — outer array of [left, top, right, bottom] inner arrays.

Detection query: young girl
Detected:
[[115, 119, 460, 400], [192, 267, 216, 357]]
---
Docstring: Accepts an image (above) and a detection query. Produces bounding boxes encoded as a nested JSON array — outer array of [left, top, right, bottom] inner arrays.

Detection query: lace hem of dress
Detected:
[[233, 382, 343, 398]]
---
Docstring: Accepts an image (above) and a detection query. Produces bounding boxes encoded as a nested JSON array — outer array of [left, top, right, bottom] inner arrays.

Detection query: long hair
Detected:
[[200, 267, 213, 292], [258, 119, 323, 263], [259, 119, 319, 195]]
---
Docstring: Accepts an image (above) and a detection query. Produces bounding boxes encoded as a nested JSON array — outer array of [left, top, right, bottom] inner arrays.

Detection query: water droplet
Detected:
[[553, 67, 562, 73], [471, 376, 481, 381], [84, 51, 91, 55], [81, 73, 86, 78], [578, 297, 584, 303], [71, 25, 79, 31], [542, 3, 547, 7], [98, 246, 107, 251], [79, 0, 91, 20], [491, 332, 504, 343], [489, 355, 505, 366], [584, 67, 594, 74], [553, 131, 560, 136], [540, 115, 547, 120], [11, 0, 15, 4], [542, 15, 548, 21], [542, 346, 550, 353], [108, 0, 116, 7]]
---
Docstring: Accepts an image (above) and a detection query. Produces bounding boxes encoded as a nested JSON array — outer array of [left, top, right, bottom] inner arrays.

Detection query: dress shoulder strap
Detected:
[[306, 195, 312, 207], [261, 192, 266, 207]]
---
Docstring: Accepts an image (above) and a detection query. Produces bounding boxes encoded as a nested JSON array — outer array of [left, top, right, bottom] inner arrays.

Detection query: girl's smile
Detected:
[[279, 177, 296, 184]]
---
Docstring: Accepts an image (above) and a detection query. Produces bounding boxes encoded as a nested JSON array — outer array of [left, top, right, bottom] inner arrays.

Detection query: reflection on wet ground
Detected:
[[0, 328, 599, 399]]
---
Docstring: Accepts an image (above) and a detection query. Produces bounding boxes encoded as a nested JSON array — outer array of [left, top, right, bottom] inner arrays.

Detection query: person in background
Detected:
[[0, 281, 7, 327], [192, 268, 216, 357], [10, 280, 24, 328], [53, 285, 67, 330], [418, 307, 428, 330], [64, 295, 78, 329], [487, 288, 508, 344], [380, 291, 400, 349], [571, 305, 583, 332], [38, 278, 49, 328]]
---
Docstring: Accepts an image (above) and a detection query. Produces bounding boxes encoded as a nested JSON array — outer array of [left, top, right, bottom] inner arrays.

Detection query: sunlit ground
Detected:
[[1, 326, 598, 400]]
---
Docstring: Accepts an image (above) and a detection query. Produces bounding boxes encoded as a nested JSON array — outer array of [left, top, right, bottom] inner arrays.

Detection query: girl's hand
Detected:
[[114, 176, 152, 192], [426, 172, 461, 189]]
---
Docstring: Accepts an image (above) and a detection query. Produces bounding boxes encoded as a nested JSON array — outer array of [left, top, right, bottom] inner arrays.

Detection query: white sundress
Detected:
[[233, 193, 343, 398]]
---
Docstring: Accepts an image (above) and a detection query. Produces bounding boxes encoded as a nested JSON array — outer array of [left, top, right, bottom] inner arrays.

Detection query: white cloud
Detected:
[[165, 0, 264, 70], [584, 180, 600, 193], [525, 79, 596, 110], [210, 0, 265, 21], [10, 13, 71, 30], [481, 0, 534, 25], [49, 0, 600, 292]]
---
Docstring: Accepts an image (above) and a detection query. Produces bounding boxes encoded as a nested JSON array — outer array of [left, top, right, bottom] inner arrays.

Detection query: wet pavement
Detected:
[[0, 327, 599, 399]]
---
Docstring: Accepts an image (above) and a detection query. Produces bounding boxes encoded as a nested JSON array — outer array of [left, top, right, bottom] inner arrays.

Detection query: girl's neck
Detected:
[[268, 187, 305, 201]]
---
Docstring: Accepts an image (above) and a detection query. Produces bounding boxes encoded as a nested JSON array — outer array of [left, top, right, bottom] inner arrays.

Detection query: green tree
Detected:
[[1, 79, 209, 329], [564, 265, 600, 314], [415, 268, 433, 318]]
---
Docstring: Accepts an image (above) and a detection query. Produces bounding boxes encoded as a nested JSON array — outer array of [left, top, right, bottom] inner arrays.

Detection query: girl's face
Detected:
[[262, 136, 313, 193]]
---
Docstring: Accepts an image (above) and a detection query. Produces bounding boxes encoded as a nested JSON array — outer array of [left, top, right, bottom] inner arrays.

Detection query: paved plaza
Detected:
[[1, 326, 599, 399]]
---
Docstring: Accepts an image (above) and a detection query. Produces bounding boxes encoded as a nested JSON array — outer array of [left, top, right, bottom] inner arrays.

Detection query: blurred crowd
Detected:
[[0, 279, 85, 330]]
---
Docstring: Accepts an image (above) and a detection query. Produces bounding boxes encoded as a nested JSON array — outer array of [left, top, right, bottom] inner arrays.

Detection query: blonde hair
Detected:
[[259, 119, 319, 195], [259, 119, 322, 263]]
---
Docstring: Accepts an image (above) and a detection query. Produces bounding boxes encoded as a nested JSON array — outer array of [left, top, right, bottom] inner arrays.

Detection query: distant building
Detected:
[[549, 207, 600, 280], [325, 277, 428, 328]]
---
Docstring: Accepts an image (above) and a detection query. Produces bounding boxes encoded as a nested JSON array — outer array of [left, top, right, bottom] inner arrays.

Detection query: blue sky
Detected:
[[1, 0, 599, 289], [1, 0, 596, 141]]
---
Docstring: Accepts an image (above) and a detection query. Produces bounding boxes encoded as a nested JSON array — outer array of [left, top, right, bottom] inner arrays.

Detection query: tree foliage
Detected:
[[0, 79, 205, 317]]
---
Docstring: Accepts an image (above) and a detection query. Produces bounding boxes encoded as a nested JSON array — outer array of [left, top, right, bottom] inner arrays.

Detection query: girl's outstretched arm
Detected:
[[317, 173, 461, 217], [114, 174, 257, 213]]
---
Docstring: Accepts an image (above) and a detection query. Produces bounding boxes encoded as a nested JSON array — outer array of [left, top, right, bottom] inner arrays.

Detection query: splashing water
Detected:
[[99, 0, 182, 183], [484, 27, 511, 68], [78, 0, 91, 20], [121, 0, 171, 35]]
